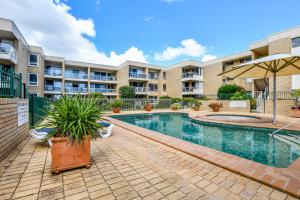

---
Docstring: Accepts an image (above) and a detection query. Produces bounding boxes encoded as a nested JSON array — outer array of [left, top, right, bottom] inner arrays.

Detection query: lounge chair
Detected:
[[98, 122, 115, 138], [31, 128, 53, 146]]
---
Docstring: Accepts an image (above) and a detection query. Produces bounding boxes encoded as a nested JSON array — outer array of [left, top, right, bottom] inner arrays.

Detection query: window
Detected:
[[163, 84, 166, 92], [149, 84, 158, 91], [28, 73, 38, 86], [292, 37, 300, 48], [163, 72, 166, 79], [29, 53, 39, 66]]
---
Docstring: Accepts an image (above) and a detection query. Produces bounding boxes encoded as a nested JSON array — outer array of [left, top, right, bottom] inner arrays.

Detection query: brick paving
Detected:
[[0, 126, 298, 200]]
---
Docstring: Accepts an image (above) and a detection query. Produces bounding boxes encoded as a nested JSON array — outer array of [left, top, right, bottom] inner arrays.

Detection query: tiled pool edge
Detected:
[[105, 116, 300, 198]]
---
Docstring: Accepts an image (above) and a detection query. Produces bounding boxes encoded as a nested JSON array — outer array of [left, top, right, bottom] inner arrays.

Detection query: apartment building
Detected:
[[1, 17, 300, 101]]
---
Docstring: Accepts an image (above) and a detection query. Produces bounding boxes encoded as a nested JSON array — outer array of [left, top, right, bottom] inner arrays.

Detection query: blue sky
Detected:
[[2, 0, 300, 66]]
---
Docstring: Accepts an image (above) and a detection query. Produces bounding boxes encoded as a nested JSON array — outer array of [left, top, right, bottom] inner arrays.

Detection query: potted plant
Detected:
[[291, 90, 300, 117], [109, 100, 123, 113], [43, 96, 102, 174], [208, 102, 223, 112], [144, 103, 153, 111], [192, 100, 202, 111], [170, 103, 181, 110]]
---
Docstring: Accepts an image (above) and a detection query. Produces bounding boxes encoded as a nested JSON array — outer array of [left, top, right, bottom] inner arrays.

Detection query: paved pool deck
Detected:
[[0, 110, 299, 200]]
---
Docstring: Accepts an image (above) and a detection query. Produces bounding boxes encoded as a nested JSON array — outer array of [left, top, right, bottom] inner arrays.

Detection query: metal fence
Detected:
[[95, 98, 172, 112], [0, 66, 22, 98], [29, 94, 50, 126]]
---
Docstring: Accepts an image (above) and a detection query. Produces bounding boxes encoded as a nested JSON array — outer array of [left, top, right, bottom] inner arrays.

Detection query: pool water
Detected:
[[206, 114, 260, 121], [112, 113, 300, 168]]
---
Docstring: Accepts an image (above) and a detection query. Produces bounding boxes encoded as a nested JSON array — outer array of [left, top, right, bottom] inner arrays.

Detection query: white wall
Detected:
[[292, 75, 300, 89]]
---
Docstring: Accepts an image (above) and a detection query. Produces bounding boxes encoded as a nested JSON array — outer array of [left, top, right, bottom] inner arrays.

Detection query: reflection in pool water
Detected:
[[112, 113, 300, 168]]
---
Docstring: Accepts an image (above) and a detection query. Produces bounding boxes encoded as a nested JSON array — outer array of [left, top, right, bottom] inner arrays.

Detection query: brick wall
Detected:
[[0, 98, 29, 161], [201, 100, 251, 113]]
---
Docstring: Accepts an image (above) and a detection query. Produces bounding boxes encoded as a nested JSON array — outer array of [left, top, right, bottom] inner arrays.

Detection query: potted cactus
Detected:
[[170, 103, 181, 110], [109, 100, 123, 113], [291, 90, 300, 117], [192, 100, 202, 111], [208, 102, 223, 112], [43, 96, 102, 174], [144, 103, 153, 111]]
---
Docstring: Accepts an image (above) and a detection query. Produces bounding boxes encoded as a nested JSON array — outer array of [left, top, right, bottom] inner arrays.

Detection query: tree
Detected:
[[217, 84, 245, 100], [119, 86, 135, 98]]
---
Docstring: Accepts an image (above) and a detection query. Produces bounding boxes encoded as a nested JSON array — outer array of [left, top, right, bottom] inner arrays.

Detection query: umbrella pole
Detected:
[[272, 72, 277, 125]]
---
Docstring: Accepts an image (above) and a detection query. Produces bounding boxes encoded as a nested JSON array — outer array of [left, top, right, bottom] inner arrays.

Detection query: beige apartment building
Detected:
[[0, 17, 300, 101]]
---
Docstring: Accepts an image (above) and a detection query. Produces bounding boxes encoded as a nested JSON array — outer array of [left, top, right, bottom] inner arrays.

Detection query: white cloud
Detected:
[[154, 39, 207, 61], [161, 0, 184, 4], [201, 54, 217, 62], [144, 16, 153, 22], [0, 0, 147, 66]]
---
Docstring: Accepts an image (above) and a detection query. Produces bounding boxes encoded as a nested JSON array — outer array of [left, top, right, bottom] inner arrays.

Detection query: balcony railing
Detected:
[[90, 75, 117, 81], [182, 87, 202, 92], [148, 74, 159, 80], [0, 43, 16, 60], [129, 73, 147, 79], [65, 87, 88, 93], [65, 72, 88, 79], [44, 85, 61, 92], [132, 87, 148, 93], [182, 72, 201, 79], [44, 68, 62, 76], [90, 88, 116, 93]]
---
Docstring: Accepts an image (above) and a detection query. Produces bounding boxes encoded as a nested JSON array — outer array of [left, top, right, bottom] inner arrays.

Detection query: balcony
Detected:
[[0, 43, 17, 64], [44, 68, 62, 77], [182, 72, 203, 81], [90, 75, 117, 82], [148, 74, 159, 80], [129, 72, 148, 80], [64, 72, 88, 80], [182, 87, 203, 95], [133, 87, 149, 94], [90, 88, 117, 94], [44, 85, 62, 93], [65, 87, 88, 93]]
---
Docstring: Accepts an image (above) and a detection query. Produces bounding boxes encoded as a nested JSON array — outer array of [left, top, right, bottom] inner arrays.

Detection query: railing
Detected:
[[90, 75, 117, 81], [65, 72, 88, 79], [182, 87, 202, 92], [95, 98, 172, 111], [29, 94, 50, 127], [44, 85, 61, 92], [148, 74, 159, 79], [129, 73, 147, 79], [132, 87, 148, 93], [0, 43, 16, 60], [182, 72, 201, 79], [149, 88, 158, 92], [65, 87, 88, 93], [44, 68, 62, 76], [90, 88, 116, 93], [0, 66, 22, 98]]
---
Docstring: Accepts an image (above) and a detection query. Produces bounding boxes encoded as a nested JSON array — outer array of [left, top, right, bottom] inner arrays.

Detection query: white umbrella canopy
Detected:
[[218, 53, 300, 124]]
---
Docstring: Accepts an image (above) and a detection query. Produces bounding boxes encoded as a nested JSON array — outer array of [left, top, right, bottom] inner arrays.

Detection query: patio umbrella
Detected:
[[218, 53, 300, 124]]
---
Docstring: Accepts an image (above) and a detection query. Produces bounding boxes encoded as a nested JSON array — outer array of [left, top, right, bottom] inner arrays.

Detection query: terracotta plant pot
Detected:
[[144, 104, 153, 111], [112, 108, 120, 113], [193, 107, 200, 111], [51, 137, 91, 174], [212, 107, 220, 112], [171, 107, 178, 111], [291, 109, 300, 118]]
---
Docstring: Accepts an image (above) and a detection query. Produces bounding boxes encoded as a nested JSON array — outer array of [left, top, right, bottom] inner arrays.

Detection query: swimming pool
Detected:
[[111, 113, 300, 168], [205, 114, 260, 121]]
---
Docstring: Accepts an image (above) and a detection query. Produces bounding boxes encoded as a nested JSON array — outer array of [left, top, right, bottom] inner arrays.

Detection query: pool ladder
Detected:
[[271, 119, 300, 136]]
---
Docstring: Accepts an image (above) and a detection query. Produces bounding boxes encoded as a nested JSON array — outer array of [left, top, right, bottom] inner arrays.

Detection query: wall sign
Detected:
[[18, 102, 29, 126], [229, 101, 247, 108]]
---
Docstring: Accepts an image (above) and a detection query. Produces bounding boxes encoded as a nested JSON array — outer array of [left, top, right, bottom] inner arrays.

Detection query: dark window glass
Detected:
[[29, 54, 38, 66], [29, 74, 38, 85], [292, 37, 300, 48]]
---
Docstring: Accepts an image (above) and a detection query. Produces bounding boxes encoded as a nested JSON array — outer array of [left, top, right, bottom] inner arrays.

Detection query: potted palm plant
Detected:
[[208, 102, 223, 112], [144, 103, 153, 111], [170, 103, 181, 110], [291, 90, 300, 117], [109, 100, 123, 113], [192, 100, 202, 111], [43, 96, 102, 174]]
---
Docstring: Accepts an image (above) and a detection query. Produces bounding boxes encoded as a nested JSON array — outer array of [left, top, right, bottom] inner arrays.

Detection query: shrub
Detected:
[[160, 95, 171, 99], [42, 96, 102, 143], [88, 92, 106, 99], [170, 103, 181, 110], [171, 98, 182, 104], [119, 86, 135, 99], [217, 84, 245, 100], [250, 99, 257, 110], [182, 98, 195, 107], [230, 91, 250, 100], [109, 100, 123, 109], [291, 89, 300, 107]]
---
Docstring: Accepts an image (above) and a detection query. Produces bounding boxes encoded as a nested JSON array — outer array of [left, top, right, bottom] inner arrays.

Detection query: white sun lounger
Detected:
[[31, 128, 52, 146]]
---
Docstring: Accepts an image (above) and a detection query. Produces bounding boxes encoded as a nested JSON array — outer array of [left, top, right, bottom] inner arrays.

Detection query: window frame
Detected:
[[28, 53, 39, 67], [28, 73, 38, 86]]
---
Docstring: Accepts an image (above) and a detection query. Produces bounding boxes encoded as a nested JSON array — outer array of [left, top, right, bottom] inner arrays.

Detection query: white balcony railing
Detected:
[[133, 87, 148, 93], [90, 88, 116, 93], [0, 43, 16, 60], [90, 75, 117, 81], [44, 85, 62, 92], [148, 74, 159, 80], [65, 72, 88, 79], [182, 87, 203, 93], [44, 68, 62, 76], [65, 87, 88, 93], [129, 73, 147, 79], [182, 72, 201, 79]]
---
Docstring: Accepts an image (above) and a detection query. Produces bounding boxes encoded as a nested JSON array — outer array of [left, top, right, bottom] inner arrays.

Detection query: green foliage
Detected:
[[41, 96, 102, 143], [119, 86, 135, 99], [193, 99, 202, 107], [109, 100, 123, 108], [88, 92, 106, 99], [171, 98, 182, 104], [291, 89, 300, 107], [160, 95, 171, 99], [230, 91, 250, 100], [170, 103, 181, 110], [217, 84, 245, 100], [250, 99, 257, 110], [156, 99, 172, 108]]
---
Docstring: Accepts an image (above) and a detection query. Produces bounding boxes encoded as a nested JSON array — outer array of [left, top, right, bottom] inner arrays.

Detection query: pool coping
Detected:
[[104, 111, 300, 198]]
